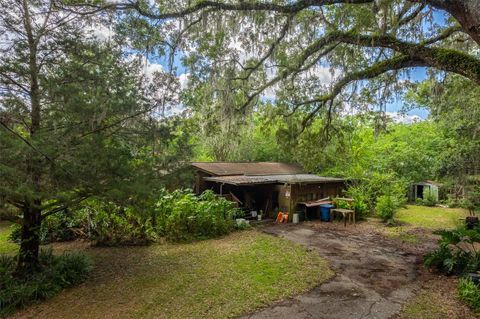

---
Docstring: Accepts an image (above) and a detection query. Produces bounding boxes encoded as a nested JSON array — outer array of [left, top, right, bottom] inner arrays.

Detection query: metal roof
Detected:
[[191, 162, 304, 176], [413, 180, 442, 187], [203, 174, 346, 186]]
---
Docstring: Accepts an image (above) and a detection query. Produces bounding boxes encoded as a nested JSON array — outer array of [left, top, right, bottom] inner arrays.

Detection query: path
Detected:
[[241, 224, 421, 319]]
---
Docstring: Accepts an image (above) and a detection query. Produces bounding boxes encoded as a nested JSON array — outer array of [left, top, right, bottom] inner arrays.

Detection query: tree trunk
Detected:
[[17, 201, 42, 272], [16, 0, 43, 273], [427, 0, 480, 45]]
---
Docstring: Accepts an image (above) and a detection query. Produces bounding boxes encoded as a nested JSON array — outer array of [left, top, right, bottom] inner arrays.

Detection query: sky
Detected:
[[113, 6, 451, 122], [386, 67, 429, 119]]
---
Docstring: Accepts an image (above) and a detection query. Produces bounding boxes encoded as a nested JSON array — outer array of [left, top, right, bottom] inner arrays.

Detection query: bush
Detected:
[[416, 188, 437, 207], [347, 173, 407, 216], [352, 199, 368, 220], [9, 190, 243, 247], [425, 226, 480, 275], [9, 209, 87, 244], [459, 278, 480, 313], [376, 195, 398, 224], [155, 189, 241, 242], [0, 249, 92, 316], [86, 202, 157, 246]]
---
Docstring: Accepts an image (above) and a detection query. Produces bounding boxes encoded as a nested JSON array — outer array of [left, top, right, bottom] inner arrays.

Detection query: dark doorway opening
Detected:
[[416, 185, 424, 199]]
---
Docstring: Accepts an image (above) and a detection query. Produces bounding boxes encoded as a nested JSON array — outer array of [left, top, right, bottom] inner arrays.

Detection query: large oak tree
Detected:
[[79, 0, 480, 131]]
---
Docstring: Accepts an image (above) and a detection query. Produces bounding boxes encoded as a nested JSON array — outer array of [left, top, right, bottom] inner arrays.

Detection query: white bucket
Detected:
[[257, 215, 262, 221], [293, 213, 299, 224]]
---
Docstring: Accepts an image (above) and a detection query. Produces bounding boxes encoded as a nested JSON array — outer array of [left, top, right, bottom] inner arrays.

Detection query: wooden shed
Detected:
[[192, 162, 346, 218]]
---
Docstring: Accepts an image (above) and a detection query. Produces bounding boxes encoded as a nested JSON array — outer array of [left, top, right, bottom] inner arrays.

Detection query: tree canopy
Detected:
[[0, 0, 192, 270], [75, 0, 480, 132]]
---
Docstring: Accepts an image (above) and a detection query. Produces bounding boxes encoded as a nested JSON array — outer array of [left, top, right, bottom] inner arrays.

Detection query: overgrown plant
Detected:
[[458, 277, 480, 314], [83, 201, 157, 246], [0, 249, 92, 316], [416, 188, 438, 207], [9, 210, 88, 245], [425, 226, 480, 275], [155, 189, 242, 242], [376, 195, 399, 225]]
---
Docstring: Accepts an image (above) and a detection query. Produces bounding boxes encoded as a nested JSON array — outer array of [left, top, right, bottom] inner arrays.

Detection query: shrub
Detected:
[[347, 173, 407, 216], [0, 249, 92, 316], [415, 188, 437, 207], [353, 200, 368, 219], [334, 199, 351, 209], [155, 189, 241, 242], [425, 226, 480, 275], [86, 202, 157, 246], [9, 209, 87, 244], [376, 195, 398, 224], [459, 278, 480, 313]]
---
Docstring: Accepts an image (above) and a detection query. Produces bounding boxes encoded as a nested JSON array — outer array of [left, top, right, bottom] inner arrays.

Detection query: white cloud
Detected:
[[144, 62, 164, 80], [387, 112, 423, 124], [178, 73, 190, 90], [90, 24, 114, 42]]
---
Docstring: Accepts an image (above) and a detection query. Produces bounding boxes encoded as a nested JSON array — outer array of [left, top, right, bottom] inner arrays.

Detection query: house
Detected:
[[409, 180, 442, 202], [191, 162, 347, 219]]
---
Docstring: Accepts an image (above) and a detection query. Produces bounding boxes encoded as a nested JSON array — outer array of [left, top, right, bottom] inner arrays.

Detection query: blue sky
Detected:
[[386, 9, 449, 119], [386, 67, 429, 118], [147, 8, 451, 120]]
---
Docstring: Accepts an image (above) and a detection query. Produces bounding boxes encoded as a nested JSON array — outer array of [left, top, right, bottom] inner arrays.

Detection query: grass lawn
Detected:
[[396, 205, 469, 230], [0, 221, 17, 255], [375, 205, 469, 245], [398, 277, 477, 319], [12, 229, 332, 319]]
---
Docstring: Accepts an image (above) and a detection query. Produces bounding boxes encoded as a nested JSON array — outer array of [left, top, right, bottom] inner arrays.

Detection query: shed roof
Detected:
[[191, 162, 304, 176], [413, 180, 443, 187], [203, 174, 345, 186]]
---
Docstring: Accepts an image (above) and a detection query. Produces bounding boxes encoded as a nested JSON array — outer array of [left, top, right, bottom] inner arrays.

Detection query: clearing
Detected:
[[396, 205, 468, 230], [3, 205, 476, 318], [10, 230, 332, 319]]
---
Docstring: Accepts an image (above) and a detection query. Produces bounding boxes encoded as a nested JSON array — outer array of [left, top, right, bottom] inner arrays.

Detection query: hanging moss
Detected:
[[428, 48, 480, 81]]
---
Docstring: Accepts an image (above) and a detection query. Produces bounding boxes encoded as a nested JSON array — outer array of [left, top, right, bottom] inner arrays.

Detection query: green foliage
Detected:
[[81, 201, 157, 246], [416, 188, 438, 207], [9, 210, 87, 244], [348, 172, 407, 215], [352, 200, 368, 220], [408, 75, 480, 183], [155, 190, 241, 242], [458, 278, 480, 314], [462, 186, 480, 215], [0, 249, 92, 316], [376, 195, 401, 224], [334, 199, 351, 209], [425, 226, 480, 275]]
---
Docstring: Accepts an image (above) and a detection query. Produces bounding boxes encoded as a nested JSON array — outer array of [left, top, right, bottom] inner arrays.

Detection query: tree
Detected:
[[0, 0, 186, 271], [72, 0, 480, 132]]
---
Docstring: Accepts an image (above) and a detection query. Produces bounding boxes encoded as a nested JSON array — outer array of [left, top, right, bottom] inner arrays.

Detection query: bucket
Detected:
[[319, 204, 334, 222], [292, 213, 299, 224], [296, 211, 306, 222]]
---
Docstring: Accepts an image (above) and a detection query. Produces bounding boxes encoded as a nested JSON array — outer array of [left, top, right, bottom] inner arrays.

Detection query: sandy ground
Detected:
[[240, 221, 477, 319]]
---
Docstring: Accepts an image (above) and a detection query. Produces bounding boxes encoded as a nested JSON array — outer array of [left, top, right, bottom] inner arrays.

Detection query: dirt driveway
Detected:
[[241, 223, 422, 319]]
